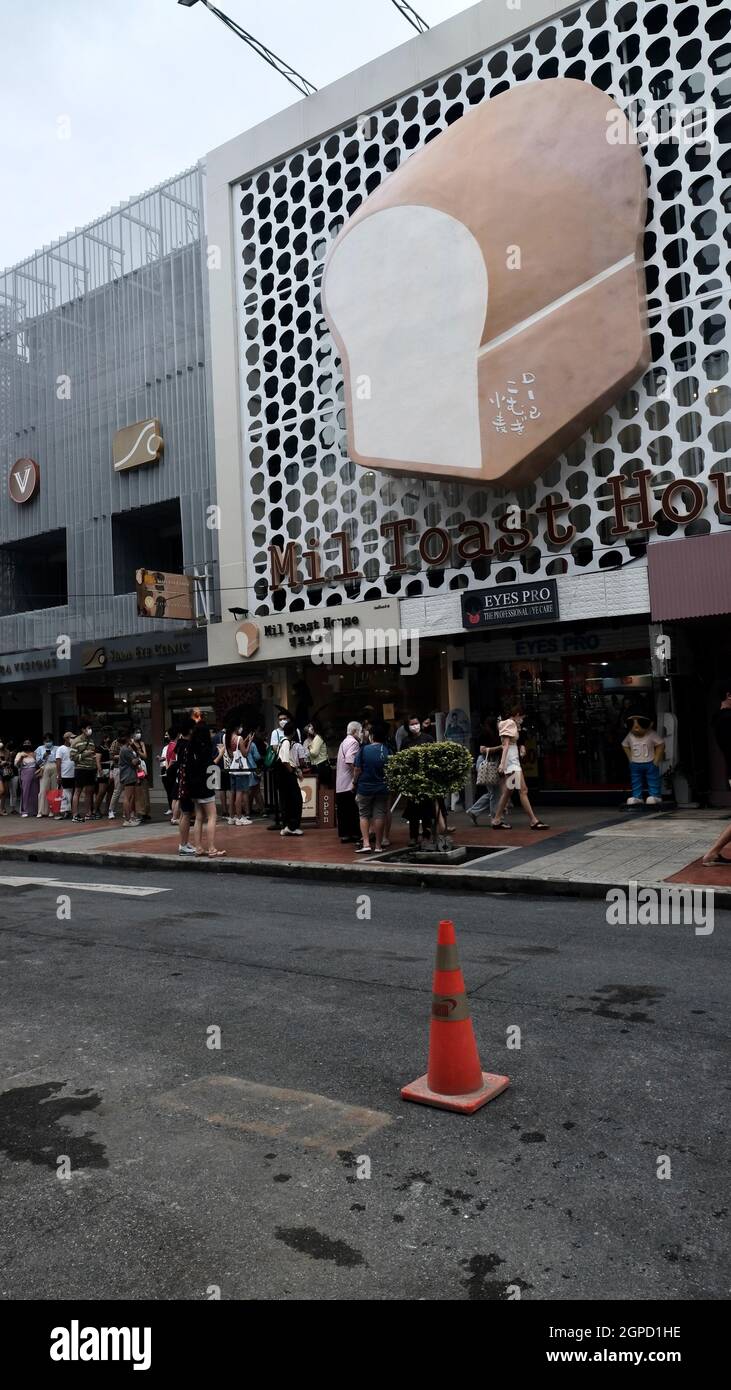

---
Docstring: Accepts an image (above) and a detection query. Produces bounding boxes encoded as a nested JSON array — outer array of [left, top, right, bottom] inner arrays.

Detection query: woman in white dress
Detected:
[[490, 709, 549, 830]]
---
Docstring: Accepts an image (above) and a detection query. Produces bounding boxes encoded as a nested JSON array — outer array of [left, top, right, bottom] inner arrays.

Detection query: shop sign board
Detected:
[[0, 645, 60, 685], [464, 624, 649, 663], [136, 568, 196, 621], [113, 419, 163, 472], [462, 581, 559, 630], [9, 457, 40, 504], [71, 629, 207, 675], [208, 598, 400, 668]]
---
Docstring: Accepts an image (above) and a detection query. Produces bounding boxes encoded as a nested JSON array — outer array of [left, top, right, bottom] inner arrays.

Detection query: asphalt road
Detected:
[[0, 867, 728, 1302]]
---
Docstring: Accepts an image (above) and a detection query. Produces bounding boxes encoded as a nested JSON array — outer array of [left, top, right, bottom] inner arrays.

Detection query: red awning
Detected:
[[648, 531, 731, 621]]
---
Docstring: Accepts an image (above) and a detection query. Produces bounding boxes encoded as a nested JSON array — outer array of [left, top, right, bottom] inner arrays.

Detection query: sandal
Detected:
[[491, 821, 512, 830], [530, 821, 549, 829], [208, 848, 226, 858], [701, 856, 728, 866]]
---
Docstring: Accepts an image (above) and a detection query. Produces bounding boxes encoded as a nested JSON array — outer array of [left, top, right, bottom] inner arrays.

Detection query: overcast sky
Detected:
[[0, 0, 469, 268]]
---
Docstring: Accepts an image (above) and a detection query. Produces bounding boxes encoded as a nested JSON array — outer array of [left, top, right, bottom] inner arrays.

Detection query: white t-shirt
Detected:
[[622, 731, 663, 763], [56, 745, 75, 779]]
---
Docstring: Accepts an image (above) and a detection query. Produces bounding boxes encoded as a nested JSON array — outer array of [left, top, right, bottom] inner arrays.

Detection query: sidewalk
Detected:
[[1, 804, 729, 904]]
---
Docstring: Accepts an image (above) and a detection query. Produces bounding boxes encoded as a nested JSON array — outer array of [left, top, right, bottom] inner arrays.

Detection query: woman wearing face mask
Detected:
[[16, 741, 40, 818], [490, 708, 549, 830]]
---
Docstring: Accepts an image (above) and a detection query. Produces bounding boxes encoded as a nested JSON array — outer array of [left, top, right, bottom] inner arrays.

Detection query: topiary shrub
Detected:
[[386, 741, 473, 850]]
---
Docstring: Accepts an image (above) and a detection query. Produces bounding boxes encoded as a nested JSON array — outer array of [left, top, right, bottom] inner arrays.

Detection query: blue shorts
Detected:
[[230, 771, 257, 791]]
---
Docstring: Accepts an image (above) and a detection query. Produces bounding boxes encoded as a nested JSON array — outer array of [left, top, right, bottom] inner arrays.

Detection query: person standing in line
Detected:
[[395, 718, 410, 751], [162, 729, 180, 824], [711, 685, 731, 792], [108, 733, 123, 819], [353, 721, 390, 855], [93, 730, 113, 819], [227, 724, 254, 826], [248, 723, 267, 816], [276, 719, 304, 837], [5, 742, 19, 813], [54, 733, 76, 819], [131, 730, 151, 822], [185, 719, 226, 857], [0, 741, 10, 815], [34, 732, 57, 818], [420, 715, 436, 742], [270, 712, 289, 747], [303, 721, 331, 784], [490, 709, 549, 830], [16, 741, 40, 818], [335, 721, 362, 843], [159, 730, 175, 817], [70, 724, 99, 822], [118, 734, 142, 828], [175, 719, 196, 856]]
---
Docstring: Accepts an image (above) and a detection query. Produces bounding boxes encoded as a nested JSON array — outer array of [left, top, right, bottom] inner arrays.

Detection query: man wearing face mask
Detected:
[[34, 732, 58, 818], [70, 723, 101, 822]]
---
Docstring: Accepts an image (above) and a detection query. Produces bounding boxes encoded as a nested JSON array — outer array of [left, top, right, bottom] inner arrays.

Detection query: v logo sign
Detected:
[[14, 467, 32, 494]]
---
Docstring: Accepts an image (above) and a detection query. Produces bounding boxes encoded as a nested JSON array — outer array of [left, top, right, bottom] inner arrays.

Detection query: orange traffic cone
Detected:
[[401, 919, 509, 1114]]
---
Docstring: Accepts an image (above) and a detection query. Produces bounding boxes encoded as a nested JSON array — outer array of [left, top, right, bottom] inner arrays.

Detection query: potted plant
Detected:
[[385, 741, 474, 859]]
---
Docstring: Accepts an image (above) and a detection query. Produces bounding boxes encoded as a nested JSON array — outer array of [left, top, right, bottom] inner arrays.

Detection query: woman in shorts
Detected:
[[226, 724, 254, 826]]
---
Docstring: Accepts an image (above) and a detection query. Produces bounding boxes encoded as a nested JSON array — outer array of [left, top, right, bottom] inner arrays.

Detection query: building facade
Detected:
[[0, 167, 218, 748], [2, 0, 729, 803], [203, 0, 730, 802]]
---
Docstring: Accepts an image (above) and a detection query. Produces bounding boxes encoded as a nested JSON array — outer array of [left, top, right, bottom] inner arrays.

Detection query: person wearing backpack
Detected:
[[352, 721, 390, 854]]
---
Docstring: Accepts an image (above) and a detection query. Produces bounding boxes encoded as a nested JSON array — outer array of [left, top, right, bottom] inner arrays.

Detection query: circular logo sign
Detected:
[[9, 458, 40, 504]]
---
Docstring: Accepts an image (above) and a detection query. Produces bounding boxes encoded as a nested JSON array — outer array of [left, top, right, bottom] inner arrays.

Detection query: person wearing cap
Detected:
[[622, 713, 665, 807]]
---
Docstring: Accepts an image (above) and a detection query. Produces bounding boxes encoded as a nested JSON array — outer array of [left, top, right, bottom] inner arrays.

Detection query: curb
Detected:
[[1, 843, 729, 908]]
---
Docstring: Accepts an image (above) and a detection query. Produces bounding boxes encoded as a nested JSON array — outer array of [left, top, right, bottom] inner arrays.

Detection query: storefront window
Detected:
[[469, 645, 656, 791]]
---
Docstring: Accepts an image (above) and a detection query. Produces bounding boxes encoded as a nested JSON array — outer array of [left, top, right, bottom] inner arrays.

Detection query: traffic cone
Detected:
[[401, 919, 509, 1114]]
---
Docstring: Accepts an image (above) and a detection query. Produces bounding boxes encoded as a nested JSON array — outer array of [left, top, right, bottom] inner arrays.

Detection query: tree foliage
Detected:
[[385, 740, 473, 801]]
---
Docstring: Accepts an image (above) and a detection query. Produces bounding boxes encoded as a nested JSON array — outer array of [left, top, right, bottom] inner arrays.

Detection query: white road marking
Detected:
[[0, 876, 168, 898]]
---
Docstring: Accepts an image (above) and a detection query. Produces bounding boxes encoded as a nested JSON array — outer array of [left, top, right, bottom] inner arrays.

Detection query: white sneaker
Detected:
[[164, 808, 172, 817], [108, 812, 116, 819], [238, 817, 252, 826], [280, 828, 291, 836], [626, 797, 641, 806], [227, 817, 235, 826], [122, 818, 141, 827], [646, 796, 662, 805], [178, 843, 196, 856], [290, 828, 303, 836]]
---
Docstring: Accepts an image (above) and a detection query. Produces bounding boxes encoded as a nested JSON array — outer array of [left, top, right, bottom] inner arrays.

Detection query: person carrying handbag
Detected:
[[468, 736, 502, 826], [490, 709, 549, 831]]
